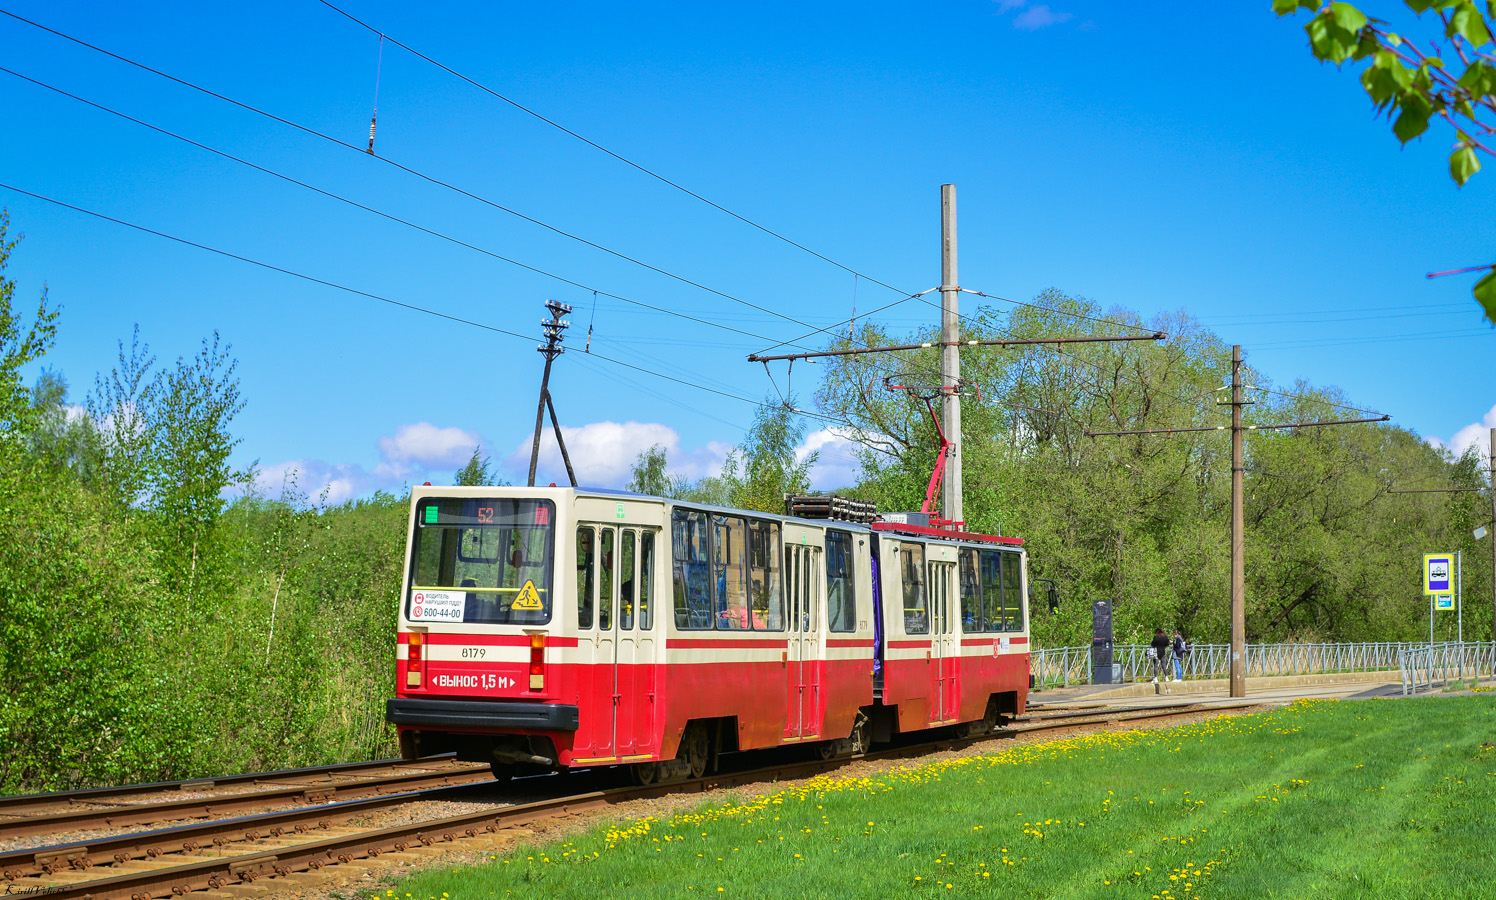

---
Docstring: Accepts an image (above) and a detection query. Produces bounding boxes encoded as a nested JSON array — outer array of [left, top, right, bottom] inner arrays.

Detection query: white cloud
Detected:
[[797, 427, 866, 492], [248, 458, 378, 506], [1428, 403, 1496, 459], [1012, 4, 1074, 29], [377, 422, 484, 472], [244, 420, 487, 506], [506, 421, 731, 489]]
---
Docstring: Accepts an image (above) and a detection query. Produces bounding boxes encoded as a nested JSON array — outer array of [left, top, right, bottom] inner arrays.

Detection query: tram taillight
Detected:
[[529, 633, 546, 691], [406, 631, 424, 688]]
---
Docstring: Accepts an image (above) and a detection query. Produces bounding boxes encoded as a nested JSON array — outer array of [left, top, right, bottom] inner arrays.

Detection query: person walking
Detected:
[[1148, 628, 1170, 683], [1171, 630, 1189, 682]]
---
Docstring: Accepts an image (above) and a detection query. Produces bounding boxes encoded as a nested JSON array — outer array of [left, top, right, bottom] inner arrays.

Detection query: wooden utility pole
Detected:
[[527, 299, 577, 488], [1087, 345, 1389, 699], [940, 184, 962, 527], [1229, 345, 1245, 697]]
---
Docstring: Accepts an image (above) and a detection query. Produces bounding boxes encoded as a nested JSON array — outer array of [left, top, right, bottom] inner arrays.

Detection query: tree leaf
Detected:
[[1330, 1, 1370, 32], [1474, 268, 1496, 324], [1392, 93, 1434, 140], [1447, 0, 1493, 46], [1307, 12, 1362, 63], [1272, 0, 1317, 14], [1449, 144, 1481, 183]]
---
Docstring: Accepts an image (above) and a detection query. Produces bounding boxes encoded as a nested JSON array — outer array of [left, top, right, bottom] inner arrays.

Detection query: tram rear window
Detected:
[[407, 498, 556, 625]]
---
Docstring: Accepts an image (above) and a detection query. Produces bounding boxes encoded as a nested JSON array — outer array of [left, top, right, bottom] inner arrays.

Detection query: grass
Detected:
[[380, 696, 1496, 899]]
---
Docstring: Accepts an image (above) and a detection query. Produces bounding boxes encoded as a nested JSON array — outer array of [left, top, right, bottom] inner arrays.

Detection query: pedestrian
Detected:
[[1148, 628, 1170, 683], [1171, 629, 1189, 682]]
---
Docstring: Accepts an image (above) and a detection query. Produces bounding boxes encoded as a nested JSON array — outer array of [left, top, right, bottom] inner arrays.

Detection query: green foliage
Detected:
[[820, 290, 1492, 648], [717, 397, 819, 514], [0, 212, 58, 467], [1276, 1, 1496, 320], [625, 444, 688, 497], [627, 402, 820, 513], [454, 445, 504, 486], [0, 219, 403, 792]]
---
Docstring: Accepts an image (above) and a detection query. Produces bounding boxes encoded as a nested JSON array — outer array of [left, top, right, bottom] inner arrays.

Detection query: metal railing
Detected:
[[1032, 641, 1490, 691], [1398, 642, 1496, 695]]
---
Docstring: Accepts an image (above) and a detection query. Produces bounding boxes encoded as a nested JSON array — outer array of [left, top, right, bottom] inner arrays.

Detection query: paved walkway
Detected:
[[1025, 671, 1477, 710]]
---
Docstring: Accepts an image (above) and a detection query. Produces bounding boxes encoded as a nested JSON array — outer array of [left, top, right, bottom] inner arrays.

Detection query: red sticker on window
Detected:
[[534, 506, 550, 525]]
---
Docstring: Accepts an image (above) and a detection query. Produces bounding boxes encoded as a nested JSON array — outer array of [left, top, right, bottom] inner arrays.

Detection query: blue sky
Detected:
[[1, 0, 1492, 501]]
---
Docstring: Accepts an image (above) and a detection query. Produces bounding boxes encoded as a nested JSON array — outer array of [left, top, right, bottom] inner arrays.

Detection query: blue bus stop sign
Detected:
[[1423, 553, 1454, 595]]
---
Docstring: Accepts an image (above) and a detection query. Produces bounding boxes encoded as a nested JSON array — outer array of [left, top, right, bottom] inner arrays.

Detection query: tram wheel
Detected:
[[816, 741, 837, 761], [682, 723, 710, 779], [633, 761, 661, 786], [488, 761, 515, 783]]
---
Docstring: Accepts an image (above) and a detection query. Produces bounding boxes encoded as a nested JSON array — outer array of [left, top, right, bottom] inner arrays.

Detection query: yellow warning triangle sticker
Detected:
[[512, 580, 543, 610]]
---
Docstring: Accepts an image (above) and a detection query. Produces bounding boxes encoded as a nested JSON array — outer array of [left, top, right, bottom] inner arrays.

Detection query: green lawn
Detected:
[[381, 697, 1496, 899]]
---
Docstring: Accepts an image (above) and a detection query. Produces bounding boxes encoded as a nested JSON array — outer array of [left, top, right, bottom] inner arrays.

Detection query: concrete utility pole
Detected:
[[527, 300, 577, 488], [1229, 345, 1246, 698], [1490, 428, 1495, 642], [940, 184, 962, 527]]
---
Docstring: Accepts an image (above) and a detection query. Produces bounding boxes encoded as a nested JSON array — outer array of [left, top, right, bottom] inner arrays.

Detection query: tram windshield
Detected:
[[407, 498, 556, 625]]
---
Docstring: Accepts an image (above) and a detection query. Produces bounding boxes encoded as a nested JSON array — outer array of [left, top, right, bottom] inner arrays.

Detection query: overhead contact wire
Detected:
[[0, 8, 838, 340], [0, 182, 860, 432], [314, 0, 912, 297], [0, 67, 849, 361]]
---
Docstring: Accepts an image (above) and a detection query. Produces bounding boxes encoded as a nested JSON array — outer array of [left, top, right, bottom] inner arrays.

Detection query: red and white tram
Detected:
[[386, 486, 1030, 782]]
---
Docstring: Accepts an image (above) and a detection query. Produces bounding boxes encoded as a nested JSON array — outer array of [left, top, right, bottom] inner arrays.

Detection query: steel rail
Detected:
[[0, 785, 492, 881], [0, 765, 493, 840], [9, 701, 1262, 899], [0, 755, 459, 817]]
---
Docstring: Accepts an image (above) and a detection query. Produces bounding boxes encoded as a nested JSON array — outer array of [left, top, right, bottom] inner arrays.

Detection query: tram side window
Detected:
[[599, 529, 614, 630], [748, 520, 783, 631], [900, 542, 927, 634], [620, 531, 636, 630], [672, 509, 712, 629], [712, 516, 749, 629], [826, 530, 856, 633], [980, 551, 1003, 632], [576, 527, 595, 629], [1000, 551, 1025, 632], [959, 549, 982, 633], [640, 531, 655, 630]]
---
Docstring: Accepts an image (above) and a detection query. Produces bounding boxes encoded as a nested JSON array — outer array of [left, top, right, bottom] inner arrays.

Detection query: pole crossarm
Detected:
[[746, 331, 1166, 363], [1084, 414, 1390, 438]]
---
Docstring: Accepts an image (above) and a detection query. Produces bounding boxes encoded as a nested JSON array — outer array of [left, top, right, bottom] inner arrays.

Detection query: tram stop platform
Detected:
[[1027, 669, 1496, 710]]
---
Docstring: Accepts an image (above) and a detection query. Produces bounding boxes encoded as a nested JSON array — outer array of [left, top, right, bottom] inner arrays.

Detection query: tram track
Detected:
[[0, 757, 492, 841], [2, 699, 1264, 900]]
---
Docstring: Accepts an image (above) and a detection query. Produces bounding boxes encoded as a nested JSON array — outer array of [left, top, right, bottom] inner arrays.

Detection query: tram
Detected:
[[385, 486, 1030, 782]]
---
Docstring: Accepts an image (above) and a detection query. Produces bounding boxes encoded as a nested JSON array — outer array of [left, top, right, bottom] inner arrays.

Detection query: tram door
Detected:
[[614, 528, 656, 757], [784, 545, 822, 740], [927, 560, 958, 724], [591, 527, 619, 758]]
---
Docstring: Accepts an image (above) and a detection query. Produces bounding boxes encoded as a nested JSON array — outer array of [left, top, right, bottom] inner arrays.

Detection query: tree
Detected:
[[149, 332, 245, 595], [1275, 1, 1496, 320], [718, 398, 819, 514], [0, 210, 58, 471], [625, 444, 687, 497], [455, 445, 504, 486]]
